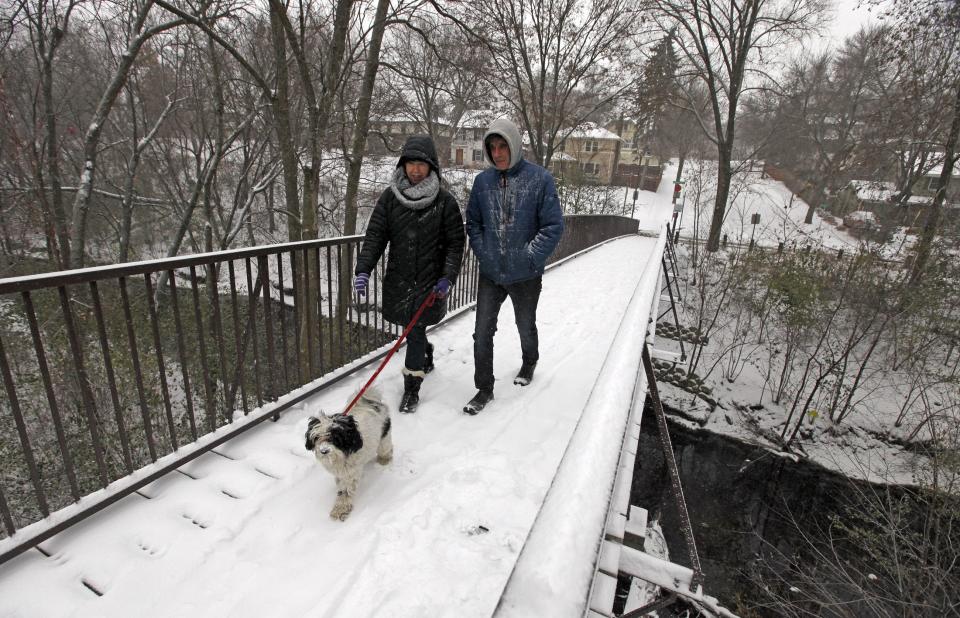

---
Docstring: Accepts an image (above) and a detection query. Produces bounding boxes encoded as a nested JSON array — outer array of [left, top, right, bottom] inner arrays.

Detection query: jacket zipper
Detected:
[[499, 171, 509, 223]]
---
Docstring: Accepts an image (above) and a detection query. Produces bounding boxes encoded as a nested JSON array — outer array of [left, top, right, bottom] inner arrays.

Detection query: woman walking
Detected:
[[354, 135, 465, 413]]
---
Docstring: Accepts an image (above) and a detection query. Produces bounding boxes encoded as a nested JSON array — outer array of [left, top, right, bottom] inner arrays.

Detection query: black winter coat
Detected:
[[355, 187, 465, 326]]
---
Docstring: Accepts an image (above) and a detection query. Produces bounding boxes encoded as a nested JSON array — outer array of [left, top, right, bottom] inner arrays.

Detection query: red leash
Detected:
[[341, 291, 438, 415]]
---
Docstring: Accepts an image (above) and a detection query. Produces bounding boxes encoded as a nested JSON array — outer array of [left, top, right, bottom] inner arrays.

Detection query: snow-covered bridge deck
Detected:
[[0, 233, 666, 617]]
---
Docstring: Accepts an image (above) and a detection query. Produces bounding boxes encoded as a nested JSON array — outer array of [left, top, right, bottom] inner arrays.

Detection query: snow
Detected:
[[629, 159, 866, 253], [565, 123, 622, 141], [498, 232, 664, 617], [843, 210, 877, 223], [0, 157, 937, 615], [848, 180, 897, 202], [0, 235, 664, 617], [926, 162, 960, 177]]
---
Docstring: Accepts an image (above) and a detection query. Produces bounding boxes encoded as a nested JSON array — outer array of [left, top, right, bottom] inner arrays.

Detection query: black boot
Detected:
[[423, 342, 435, 374], [514, 362, 537, 386], [463, 389, 494, 415], [399, 371, 424, 413]]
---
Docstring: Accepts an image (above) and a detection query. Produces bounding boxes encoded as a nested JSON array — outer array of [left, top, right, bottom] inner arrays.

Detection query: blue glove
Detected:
[[354, 272, 369, 297], [434, 277, 451, 299]]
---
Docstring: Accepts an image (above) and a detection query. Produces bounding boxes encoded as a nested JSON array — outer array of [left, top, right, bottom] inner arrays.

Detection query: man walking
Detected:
[[463, 118, 564, 414]]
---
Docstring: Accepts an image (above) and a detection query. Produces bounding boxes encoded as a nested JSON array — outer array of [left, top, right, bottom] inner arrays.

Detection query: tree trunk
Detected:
[[342, 0, 390, 238], [706, 147, 732, 252], [609, 113, 624, 188], [268, 0, 351, 378], [40, 48, 70, 269], [909, 80, 960, 286], [335, 0, 390, 364], [803, 177, 827, 225], [269, 4, 302, 243], [672, 155, 685, 204]]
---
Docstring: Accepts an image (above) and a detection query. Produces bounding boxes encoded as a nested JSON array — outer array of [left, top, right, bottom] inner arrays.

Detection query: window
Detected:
[[580, 162, 599, 175], [584, 140, 599, 152], [472, 149, 483, 162], [927, 176, 942, 192], [474, 128, 483, 140]]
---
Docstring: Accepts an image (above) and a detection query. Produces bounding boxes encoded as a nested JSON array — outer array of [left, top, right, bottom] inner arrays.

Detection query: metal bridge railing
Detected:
[[0, 214, 638, 562]]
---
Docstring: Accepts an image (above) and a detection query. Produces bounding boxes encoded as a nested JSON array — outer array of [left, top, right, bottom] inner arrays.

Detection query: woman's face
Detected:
[[404, 160, 430, 185]]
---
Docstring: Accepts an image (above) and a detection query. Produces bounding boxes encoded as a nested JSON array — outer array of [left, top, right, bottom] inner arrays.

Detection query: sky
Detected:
[[823, 0, 882, 44], [0, 169, 901, 617]]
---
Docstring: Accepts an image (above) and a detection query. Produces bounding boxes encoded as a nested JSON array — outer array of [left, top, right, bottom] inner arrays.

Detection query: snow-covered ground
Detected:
[[638, 160, 900, 254], [639, 162, 945, 487]]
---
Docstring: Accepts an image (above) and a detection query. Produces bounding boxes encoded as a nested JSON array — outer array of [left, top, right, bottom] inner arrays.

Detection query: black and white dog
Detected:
[[304, 389, 393, 521]]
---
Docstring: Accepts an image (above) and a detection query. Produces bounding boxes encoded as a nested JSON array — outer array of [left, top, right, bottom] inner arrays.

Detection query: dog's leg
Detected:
[[330, 475, 354, 521], [377, 430, 393, 465]]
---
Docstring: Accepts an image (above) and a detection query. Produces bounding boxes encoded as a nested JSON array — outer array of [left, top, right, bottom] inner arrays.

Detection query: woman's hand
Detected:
[[354, 273, 370, 297], [434, 278, 451, 299]]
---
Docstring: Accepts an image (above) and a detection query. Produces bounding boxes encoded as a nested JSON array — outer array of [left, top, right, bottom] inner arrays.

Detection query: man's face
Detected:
[[488, 136, 511, 171]]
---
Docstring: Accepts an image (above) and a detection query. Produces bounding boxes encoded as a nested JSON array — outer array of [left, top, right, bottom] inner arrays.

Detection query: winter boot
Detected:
[[423, 342, 435, 374], [463, 389, 494, 415], [513, 362, 537, 386], [399, 368, 425, 413]]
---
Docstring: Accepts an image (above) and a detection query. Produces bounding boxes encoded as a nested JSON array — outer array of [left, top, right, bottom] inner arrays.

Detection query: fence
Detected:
[[0, 214, 638, 561]]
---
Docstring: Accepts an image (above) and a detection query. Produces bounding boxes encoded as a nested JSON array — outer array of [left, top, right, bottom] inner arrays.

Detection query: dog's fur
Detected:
[[304, 389, 393, 521]]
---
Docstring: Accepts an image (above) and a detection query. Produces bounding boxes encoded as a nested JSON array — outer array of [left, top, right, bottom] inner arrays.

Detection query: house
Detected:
[[448, 110, 498, 169], [368, 110, 509, 168], [912, 162, 960, 203], [833, 180, 897, 213], [550, 123, 622, 184], [604, 117, 662, 190], [367, 115, 432, 156]]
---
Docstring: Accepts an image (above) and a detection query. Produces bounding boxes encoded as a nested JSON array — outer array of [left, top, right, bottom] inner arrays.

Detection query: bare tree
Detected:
[[268, 0, 354, 243], [650, 0, 825, 252], [447, 0, 643, 168], [380, 18, 489, 164], [67, 0, 187, 268], [781, 27, 890, 224], [32, 0, 82, 268]]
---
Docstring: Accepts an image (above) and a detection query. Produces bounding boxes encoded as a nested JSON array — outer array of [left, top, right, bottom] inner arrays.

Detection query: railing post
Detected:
[[58, 285, 110, 486], [641, 343, 705, 593]]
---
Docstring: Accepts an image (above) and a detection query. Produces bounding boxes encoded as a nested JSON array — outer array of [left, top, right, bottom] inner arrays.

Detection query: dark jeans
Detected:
[[404, 322, 429, 372], [473, 274, 542, 391]]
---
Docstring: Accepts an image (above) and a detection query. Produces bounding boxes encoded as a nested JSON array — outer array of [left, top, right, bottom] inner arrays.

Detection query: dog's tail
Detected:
[[357, 386, 387, 414]]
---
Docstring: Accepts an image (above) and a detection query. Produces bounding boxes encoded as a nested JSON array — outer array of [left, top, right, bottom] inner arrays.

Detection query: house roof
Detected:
[[925, 162, 960, 177], [848, 180, 896, 202], [844, 210, 877, 222], [455, 109, 501, 129], [847, 180, 935, 205], [566, 123, 621, 140], [369, 113, 422, 123]]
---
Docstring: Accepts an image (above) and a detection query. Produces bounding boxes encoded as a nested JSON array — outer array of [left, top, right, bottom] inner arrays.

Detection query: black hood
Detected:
[[398, 134, 441, 177]]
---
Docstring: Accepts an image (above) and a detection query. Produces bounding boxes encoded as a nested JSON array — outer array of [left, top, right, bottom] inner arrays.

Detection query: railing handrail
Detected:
[[0, 214, 640, 560], [0, 234, 365, 294], [0, 216, 642, 294]]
